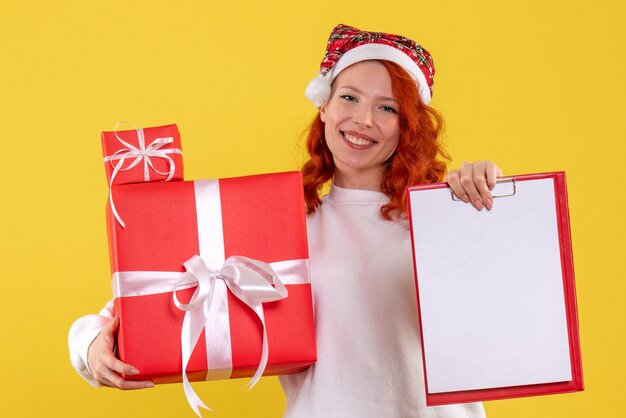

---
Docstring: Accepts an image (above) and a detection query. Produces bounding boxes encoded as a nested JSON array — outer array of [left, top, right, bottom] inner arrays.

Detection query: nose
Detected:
[[353, 104, 373, 128]]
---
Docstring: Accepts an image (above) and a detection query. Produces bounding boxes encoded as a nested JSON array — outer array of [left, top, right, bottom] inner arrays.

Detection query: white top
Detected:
[[68, 184, 486, 417], [279, 185, 485, 417]]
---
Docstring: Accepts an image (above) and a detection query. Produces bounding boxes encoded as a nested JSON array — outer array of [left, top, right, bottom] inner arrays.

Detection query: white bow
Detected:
[[173, 255, 288, 416]]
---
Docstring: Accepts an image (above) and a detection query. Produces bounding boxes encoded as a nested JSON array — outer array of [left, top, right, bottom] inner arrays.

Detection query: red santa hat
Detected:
[[305, 24, 435, 108]]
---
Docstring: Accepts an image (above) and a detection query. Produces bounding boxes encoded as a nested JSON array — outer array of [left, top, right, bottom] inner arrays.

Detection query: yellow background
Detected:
[[1, 0, 624, 417]]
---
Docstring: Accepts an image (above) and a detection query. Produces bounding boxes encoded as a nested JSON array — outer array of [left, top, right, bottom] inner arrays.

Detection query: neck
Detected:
[[332, 167, 384, 191]]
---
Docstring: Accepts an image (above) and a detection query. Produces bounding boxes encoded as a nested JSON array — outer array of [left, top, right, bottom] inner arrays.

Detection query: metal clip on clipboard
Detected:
[[450, 178, 516, 201]]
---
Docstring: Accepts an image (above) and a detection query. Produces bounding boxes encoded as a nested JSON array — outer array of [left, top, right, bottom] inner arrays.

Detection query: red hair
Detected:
[[301, 60, 448, 220]]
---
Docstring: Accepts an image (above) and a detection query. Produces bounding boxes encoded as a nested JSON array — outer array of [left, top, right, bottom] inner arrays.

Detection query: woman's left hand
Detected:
[[446, 161, 503, 211]]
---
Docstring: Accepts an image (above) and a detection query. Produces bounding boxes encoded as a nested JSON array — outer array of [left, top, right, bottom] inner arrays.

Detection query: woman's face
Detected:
[[320, 60, 401, 190]]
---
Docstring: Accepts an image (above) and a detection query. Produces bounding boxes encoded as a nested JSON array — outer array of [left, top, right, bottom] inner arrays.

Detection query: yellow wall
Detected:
[[1, 1, 624, 417]]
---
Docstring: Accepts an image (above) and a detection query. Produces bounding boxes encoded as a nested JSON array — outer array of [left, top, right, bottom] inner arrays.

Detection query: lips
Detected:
[[342, 131, 377, 149]]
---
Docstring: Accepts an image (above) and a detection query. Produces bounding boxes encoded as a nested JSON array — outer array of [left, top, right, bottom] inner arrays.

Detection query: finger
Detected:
[[92, 357, 152, 390], [101, 369, 154, 390], [458, 162, 483, 210], [470, 161, 496, 210], [106, 355, 140, 377], [118, 378, 155, 390], [485, 162, 502, 190], [96, 375, 118, 388], [446, 170, 470, 203], [483, 163, 503, 210], [102, 316, 120, 334], [99, 318, 120, 350]]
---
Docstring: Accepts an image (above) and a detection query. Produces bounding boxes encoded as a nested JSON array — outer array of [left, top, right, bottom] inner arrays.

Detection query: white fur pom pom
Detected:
[[305, 75, 332, 108]]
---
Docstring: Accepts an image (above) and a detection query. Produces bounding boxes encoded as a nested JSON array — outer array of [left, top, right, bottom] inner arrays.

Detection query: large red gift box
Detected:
[[106, 171, 316, 385]]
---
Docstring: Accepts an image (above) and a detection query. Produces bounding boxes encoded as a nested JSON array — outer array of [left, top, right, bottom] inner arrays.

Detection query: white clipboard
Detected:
[[407, 172, 583, 405]]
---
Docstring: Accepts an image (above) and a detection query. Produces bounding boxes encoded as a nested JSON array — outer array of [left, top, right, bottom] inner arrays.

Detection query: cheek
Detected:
[[382, 126, 401, 156], [385, 123, 401, 147], [383, 141, 399, 161], [324, 123, 337, 155], [323, 111, 341, 142]]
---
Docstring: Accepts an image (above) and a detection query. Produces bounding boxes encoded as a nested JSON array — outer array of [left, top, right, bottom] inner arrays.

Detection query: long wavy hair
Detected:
[[301, 60, 448, 220]]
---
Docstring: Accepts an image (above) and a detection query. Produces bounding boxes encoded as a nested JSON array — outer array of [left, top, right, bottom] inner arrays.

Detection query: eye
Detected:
[[380, 105, 398, 114], [339, 95, 357, 102]]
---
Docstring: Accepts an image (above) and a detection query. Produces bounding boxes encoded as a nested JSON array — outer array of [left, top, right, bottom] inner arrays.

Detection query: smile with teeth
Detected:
[[342, 132, 377, 148]]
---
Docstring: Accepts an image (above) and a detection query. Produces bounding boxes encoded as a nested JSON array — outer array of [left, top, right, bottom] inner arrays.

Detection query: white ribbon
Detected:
[[112, 259, 309, 298], [104, 122, 182, 228]]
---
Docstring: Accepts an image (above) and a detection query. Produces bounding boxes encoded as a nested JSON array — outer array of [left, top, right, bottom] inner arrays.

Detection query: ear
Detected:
[[319, 101, 328, 123]]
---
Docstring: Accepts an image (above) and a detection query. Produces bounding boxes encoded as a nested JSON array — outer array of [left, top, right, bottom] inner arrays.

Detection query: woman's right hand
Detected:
[[87, 317, 154, 390], [445, 161, 503, 211]]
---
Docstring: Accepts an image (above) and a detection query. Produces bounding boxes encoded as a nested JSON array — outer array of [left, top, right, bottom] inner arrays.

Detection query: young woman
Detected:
[[69, 24, 500, 417]]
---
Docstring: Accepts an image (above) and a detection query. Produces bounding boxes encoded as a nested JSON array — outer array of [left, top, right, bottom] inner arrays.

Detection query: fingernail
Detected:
[[462, 194, 470, 203], [145, 382, 155, 388], [129, 368, 139, 375], [474, 199, 483, 211], [485, 198, 493, 210]]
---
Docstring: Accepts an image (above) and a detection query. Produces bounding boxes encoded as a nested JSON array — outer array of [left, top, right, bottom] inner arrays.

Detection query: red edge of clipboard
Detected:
[[406, 171, 584, 406]]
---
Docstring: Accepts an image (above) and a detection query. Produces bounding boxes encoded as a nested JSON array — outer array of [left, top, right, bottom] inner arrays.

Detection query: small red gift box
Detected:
[[106, 171, 316, 388], [101, 124, 184, 186]]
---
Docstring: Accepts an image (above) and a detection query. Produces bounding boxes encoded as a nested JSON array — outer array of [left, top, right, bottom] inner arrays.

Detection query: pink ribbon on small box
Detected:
[[103, 122, 182, 228], [110, 179, 310, 416]]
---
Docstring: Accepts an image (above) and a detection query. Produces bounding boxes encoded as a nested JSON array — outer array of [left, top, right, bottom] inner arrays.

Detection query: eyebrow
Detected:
[[338, 85, 398, 103]]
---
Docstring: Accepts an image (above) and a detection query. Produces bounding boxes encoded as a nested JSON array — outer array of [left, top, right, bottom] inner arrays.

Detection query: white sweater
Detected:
[[68, 184, 486, 417], [279, 185, 485, 418]]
